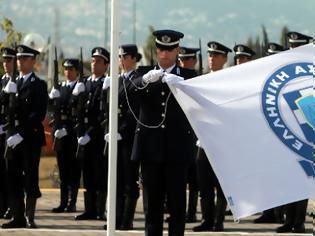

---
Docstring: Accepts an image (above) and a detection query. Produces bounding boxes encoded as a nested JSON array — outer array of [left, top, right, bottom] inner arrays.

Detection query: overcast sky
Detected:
[[0, 0, 314, 57]]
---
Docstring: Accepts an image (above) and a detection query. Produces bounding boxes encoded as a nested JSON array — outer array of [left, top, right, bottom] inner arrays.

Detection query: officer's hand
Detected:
[[0, 124, 5, 135], [7, 133, 23, 148], [78, 134, 91, 145], [196, 139, 202, 148], [49, 87, 61, 99], [142, 69, 164, 84], [162, 73, 184, 84], [54, 128, 67, 139], [102, 76, 110, 90], [3, 81, 17, 94], [72, 82, 85, 96], [104, 132, 122, 142]]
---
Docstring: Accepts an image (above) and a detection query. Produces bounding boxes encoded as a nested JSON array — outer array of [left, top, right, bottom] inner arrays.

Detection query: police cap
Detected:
[[63, 58, 80, 70], [233, 44, 256, 58], [207, 41, 231, 55], [178, 47, 200, 59], [119, 44, 142, 62], [266, 42, 284, 55], [16, 44, 39, 57], [91, 47, 110, 63], [286, 31, 312, 46], [1, 47, 16, 58], [153, 29, 184, 50]]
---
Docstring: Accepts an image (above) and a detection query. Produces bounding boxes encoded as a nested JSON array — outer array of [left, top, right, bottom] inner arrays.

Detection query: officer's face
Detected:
[[91, 56, 108, 77], [236, 55, 252, 65], [208, 53, 227, 72], [64, 67, 78, 81], [179, 57, 197, 70], [2, 57, 14, 74], [119, 54, 136, 72], [17, 56, 36, 74], [156, 47, 180, 69]]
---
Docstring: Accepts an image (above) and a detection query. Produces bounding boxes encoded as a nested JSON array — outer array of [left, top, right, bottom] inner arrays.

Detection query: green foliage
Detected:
[[0, 17, 23, 48]]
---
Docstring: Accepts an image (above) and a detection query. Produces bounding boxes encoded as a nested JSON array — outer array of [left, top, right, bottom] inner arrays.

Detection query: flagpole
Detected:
[[107, 0, 120, 235]]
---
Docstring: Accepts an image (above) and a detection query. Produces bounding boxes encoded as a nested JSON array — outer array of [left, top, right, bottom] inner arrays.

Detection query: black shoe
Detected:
[[225, 210, 232, 215], [254, 214, 277, 223], [75, 211, 97, 220], [165, 216, 170, 222], [292, 224, 305, 233], [52, 205, 66, 213], [276, 224, 293, 233], [65, 205, 77, 213], [97, 214, 106, 221], [213, 223, 224, 232], [119, 224, 133, 230], [192, 221, 213, 232], [2, 218, 27, 228], [26, 220, 37, 228], [185, 214, 197, 223]]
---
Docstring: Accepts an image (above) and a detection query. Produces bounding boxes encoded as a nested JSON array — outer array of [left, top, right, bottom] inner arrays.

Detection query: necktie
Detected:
[[17, 77, 24, 90]]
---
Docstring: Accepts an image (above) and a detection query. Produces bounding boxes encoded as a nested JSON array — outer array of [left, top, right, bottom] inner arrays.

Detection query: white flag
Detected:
[[168, 43, 315, 219]]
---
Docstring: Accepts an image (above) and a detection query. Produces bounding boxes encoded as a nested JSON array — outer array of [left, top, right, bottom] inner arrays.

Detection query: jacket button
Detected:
[[161, 113, 165, 117], [161, 102, 165, 106], [161, 91, 165, 96], [161, 125, 165, 128]]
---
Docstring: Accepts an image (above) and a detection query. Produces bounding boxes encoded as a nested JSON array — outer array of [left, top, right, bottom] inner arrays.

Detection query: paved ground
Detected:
[[0, 189, 313, 236]]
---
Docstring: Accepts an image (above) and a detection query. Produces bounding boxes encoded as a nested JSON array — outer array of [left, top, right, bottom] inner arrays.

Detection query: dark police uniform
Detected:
[[0, 47, 15, 218], [193, 41, 231, 232], [75, 47, 109, 221], [2, 45, 48, 229], [50, 59, 80, 213], [114, 44, 142, 230], [276, 31, 311, 234], [130, 29, 196, 236]]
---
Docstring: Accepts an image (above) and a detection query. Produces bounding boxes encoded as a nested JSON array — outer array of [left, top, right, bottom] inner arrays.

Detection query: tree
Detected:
[[143, 25, 156, 66], [261, 25, 269, 56], [0, 17, 23, 48], [280, 26, 289, 48]]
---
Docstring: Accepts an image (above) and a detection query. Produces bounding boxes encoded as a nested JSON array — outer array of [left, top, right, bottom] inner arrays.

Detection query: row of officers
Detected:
[[0, 30, 312, 235]]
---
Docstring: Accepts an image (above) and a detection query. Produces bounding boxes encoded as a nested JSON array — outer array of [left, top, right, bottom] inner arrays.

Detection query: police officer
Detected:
[[49, 59, 81, 213], [0, 47, 16, 218], [2, 45, 48, 228], [129, 29, 196, 236], [193, 41, 231, 232], [103, 44, 142, 230], [178, 47, 200, 71], [177, 46, 200, 223], [276, 31, 311, 234], [73, 47, 109, 221], [233, 44, 256, 65]]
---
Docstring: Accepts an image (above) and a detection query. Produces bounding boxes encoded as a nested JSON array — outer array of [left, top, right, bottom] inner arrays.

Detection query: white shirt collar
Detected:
[[123, 70, 135, 79], [158, 64, 176, 73], [19, 72, 33, 82], [66, 80, 76, 87]]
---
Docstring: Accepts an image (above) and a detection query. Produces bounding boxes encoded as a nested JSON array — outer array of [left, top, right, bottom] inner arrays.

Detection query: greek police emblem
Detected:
[[261, 62, 315, 177]]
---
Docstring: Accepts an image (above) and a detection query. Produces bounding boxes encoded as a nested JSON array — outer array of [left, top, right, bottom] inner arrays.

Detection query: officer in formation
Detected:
[[72, 47, 110, 221], [233, 44, 256, 65], [0, 47, 16, 219], [177, 46, 200, 223], [127, 29, 196, 236], [193, 41, 231, 232], [275, 31, 312, 234], [49, 59, 81, 213], [1, 45, 48, 228]]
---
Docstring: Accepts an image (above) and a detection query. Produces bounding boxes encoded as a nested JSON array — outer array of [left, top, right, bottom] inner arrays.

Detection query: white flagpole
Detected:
[[107, 0, 120, 235]]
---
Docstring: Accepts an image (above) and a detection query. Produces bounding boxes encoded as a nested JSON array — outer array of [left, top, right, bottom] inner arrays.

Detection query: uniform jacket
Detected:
[[16, 72, 48, 147], [130, 65, 197, 163]]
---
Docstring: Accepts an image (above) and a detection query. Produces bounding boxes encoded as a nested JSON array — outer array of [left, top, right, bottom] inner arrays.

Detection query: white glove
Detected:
[[7, 133, 23, 148], [3, 81, 17, 94], [72, 82, 85, 96], [78, 134, 91, 146], [104, 132, 122, 142], [102, 76, 111, 90], [196, 140, 202, 148], [162, 73, 184, 84], [142, 69, 164, 84], [0, 124, 5, 135], [54, 128, 67, 139], [49, 87, 61, 99]]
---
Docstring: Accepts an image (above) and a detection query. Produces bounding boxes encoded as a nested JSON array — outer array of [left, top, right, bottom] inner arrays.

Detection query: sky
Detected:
[[0, 0, 314, 59]]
